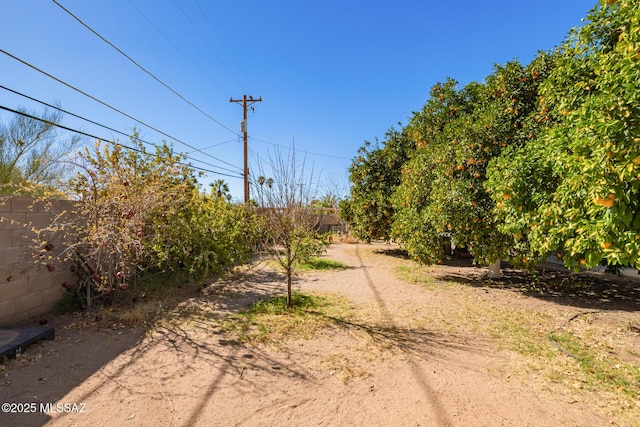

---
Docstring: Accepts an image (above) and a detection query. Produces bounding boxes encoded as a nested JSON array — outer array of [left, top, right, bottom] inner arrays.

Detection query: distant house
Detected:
[[316, 208, 347, 234]]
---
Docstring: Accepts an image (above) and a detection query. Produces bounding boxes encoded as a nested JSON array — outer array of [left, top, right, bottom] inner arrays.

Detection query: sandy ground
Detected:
[[1, 242, 635, 426]]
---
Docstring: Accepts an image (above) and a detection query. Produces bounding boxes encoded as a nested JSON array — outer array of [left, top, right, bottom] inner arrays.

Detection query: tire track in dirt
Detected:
[[352, 244, 453, 427]]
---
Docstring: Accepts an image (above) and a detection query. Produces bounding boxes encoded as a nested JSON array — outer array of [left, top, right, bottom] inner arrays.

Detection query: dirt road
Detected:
[[0, 243, 620, 426]]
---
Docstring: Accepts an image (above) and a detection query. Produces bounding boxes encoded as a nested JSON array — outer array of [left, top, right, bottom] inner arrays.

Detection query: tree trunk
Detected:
[[488, 259, 502, 278], [286, 267, 292, 307]]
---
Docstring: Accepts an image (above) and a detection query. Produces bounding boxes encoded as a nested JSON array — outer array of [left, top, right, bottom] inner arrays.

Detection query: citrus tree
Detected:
[[390, 78, 471, 263], [346, 127, 414, 242], [392, 55, 555, 271], [487, 0, 640, 270]]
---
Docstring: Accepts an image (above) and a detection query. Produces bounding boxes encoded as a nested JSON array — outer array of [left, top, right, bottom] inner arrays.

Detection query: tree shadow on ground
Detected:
[[436, 263, 639, 313], [370, 245, 639, 312], [322, 314, 483, 363], [372, 247, 410, 260], [0, 262, 310, 426]]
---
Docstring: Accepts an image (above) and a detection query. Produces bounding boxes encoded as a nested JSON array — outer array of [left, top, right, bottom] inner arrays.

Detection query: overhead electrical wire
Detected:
[[194, 0, 257, 92], [126, 0, 232, 98], [0, 49, 242, 172], [248, 148, 271, 170], [189, 138, 239, 154], [190, 0, 282, 147], [51, 0, 237, 136], [0, 104, 243, 179], [0, 85, 242, 175], [171, 0, 246, 94], [249, 136, 350, 160], [128, 0, 281, 152]]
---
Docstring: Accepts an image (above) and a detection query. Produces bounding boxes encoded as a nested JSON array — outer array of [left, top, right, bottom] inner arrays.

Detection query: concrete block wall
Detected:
[[0, 196, 77, 326]]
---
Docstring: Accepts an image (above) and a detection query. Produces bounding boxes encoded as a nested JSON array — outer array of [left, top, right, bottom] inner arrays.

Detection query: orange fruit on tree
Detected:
[[593, 193, 615, 207]]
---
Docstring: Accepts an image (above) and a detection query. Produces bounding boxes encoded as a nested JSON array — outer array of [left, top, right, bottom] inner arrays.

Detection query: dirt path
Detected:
[[0, 243, 622, 426]]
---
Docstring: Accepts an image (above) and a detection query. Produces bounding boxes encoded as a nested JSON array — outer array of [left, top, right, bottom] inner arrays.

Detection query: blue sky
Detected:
[[1, 1, 594, 200]]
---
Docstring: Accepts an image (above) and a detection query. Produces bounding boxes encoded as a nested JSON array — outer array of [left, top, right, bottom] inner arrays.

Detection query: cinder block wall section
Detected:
[[0, 196, 77, 326]]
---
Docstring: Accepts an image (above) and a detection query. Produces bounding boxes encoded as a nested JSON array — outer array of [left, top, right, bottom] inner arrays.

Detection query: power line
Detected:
[[191, 0, 283, 149], [191, 0, 255, 93], [249, 136, 350, 160], [171, 0, 246, 93], [0, 104, 243, 179], [51, 0, 237, 135], [0, 85, 243, 176], [230, 95, 262, 204], [188, 138, 239, 153], [0, 49, 242, 172], [126, 0, 232, 98]]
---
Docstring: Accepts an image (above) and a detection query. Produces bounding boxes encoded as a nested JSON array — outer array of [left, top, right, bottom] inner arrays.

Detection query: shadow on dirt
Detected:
[[397, 251, 640, 313], [373, 247, 411, 260], [0, 263, 308, 427], [323, 314, 482, 360], [371, 244, 639, 312]]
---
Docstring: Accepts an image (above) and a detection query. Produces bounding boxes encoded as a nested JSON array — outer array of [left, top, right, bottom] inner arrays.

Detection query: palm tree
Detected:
[[256, 175, 266, 206], [210, 179, 231, 201]]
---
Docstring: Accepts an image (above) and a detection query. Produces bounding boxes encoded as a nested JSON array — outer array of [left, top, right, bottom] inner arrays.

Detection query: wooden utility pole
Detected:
[[230, 95, 262, 204]]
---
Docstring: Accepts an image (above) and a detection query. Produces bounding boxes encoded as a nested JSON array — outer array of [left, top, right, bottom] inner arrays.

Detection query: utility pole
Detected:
[[230, 95, 262, 205]]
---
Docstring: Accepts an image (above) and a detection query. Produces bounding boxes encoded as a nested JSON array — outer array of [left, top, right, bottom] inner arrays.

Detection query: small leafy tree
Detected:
[[257, 148, 328, 307], [0, 106, 81, 195]]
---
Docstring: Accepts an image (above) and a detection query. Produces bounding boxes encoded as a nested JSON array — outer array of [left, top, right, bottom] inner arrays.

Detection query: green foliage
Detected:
[[297, 257, 347, 271], [348, 0, 639, 274], [487, 0, 640, 269], [248, 292, 328, 315], [346, 128, 414, 242], [37, 135, 255, 302], [0, 106, 81, 195], [392, 55, 554, 265], [147, 189, 257, 280]]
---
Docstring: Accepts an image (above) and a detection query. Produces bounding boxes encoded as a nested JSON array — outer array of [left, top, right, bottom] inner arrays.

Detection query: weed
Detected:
[[395, 265, 456, 290], [297, 257, 348, 271], [221, 292, 349, 345], [549, 331, 640, 400]]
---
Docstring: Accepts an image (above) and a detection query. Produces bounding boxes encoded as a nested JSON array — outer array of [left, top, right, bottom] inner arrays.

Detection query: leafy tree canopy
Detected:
[[487, 0, 640, 270]]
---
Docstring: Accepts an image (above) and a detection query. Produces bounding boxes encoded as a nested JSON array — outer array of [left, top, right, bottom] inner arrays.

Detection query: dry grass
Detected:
[[152, 290, 358, 349], [388, 256, 640, 423], [320, 351, 372, 384], [53, 244, 640, 424]]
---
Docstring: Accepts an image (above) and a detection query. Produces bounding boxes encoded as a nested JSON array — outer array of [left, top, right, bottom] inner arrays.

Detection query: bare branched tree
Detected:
[[319, 175, 350, 210], [256, 148, 327, 307]]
